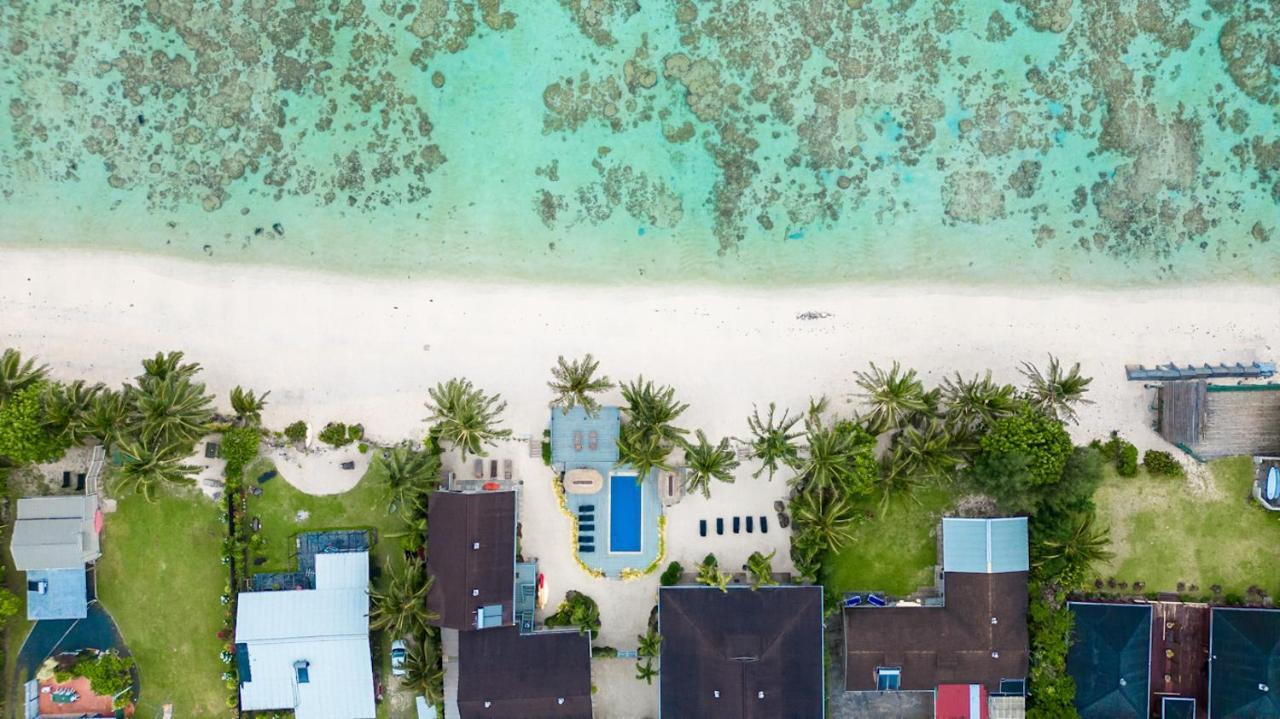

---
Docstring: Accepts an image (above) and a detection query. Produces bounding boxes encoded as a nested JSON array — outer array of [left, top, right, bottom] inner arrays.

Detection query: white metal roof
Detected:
[[10, 494, 100, 570], [314, 551, 369, 590]]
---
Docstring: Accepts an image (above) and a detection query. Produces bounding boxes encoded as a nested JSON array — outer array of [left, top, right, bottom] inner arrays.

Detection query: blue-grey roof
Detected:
[[1067, 603, 1152, 719], [942, 517, 1029, 573], [550, 406, 620, 465], [26, 568, 88, 620], [1209, 608, 1280, 719]]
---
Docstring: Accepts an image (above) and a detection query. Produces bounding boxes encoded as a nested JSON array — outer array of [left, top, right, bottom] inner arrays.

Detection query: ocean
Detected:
[[1, 0, 1277, 285]]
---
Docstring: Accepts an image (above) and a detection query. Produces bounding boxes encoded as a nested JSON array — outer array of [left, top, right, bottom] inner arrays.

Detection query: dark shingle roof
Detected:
[[1210, 608, 1280, 719], [659, 585, 824, 719], [1067, 603, 1152, 719], [426, 491, 516, 631], [457, 627, 592, 718], [843, 572, 1029, 692]]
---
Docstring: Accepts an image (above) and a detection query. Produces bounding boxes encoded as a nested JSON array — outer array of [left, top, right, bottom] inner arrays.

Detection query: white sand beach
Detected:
[[4, 247, 1279, 717]]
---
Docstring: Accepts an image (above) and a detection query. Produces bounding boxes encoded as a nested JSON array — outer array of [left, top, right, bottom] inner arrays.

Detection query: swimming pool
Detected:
[[609, 475, 642, 553]]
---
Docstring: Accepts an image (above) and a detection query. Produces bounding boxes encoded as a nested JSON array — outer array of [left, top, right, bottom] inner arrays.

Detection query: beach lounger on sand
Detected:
[[490, 459, 498, 478], [699, 519, 707, 537], [733, 517, 740, 534], [205, 442, 220, 459], [760, 516, 768, 533], [341, 461, 355, 470], [589, 430, 598, 450], [504, 459, 512, 480], [745, 516, 753, 533], [62, 471, 71, 488], [574, 430, 583, 451], [716, 518, 724, 535], [474, 458, 484, 478]]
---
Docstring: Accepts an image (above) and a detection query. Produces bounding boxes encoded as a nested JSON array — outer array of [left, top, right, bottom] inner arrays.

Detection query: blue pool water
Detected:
[[609, 475, 642, 553]]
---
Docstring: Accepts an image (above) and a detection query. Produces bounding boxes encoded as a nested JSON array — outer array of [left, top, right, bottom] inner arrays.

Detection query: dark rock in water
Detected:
[[202, 244, 212, 255], [254, 226, 264, 235], [272, 222, 284, 235], [136, 114, 145, 126]]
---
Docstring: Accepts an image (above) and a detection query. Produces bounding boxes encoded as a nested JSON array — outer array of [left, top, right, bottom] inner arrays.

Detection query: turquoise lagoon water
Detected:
[[1, 0, 1277, 285]]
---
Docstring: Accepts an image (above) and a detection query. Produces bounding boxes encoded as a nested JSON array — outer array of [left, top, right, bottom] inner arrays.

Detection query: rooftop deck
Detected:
[[1150, 601, 1209, 718]]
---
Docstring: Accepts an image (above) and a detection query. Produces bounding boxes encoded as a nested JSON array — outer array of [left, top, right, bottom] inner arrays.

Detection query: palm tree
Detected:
[[1036, 513, 1114, 569], [696, 554, 731, 592], [789, 491, 858, 552], [682, 430, 739, 498], [548, 354, 614, 416], [745, 550, 778, 589], [620, 376, 689, 447], [854, 361, 929, 434], [229, 386, 270, 427], [400, 636, 444, 703], [369, 560, 438, 638], [81, 389, 129, 448], [616, 424, 674, 485], [0, 348, 48, 403], [741, 403, 802, 480], [383, 448, 440, 512], [129, 376, 214, 449], [47, 380, 105, 443], [1020, 355, 1094, 424], [887, 419, 962, 485], [794, 417, 857, 495], [940, 371, 1018, 434], [112, 439, 199, 501], [635, 658, 658, 685], [424, 378, 512, 459], [636, 628, 661, 658], [137, 350, 202, 389]]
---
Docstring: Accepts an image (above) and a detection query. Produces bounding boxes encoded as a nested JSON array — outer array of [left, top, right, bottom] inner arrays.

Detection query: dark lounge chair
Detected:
[[580, 504, 595, 511], [844, 594, 862, 607], [473, 458, 484, 479], [579, 523, 595, 532], [760, 516, 769, 533], [62, 471, 71, 488], [732, 517, 740, 534], [868, 594, 887, 607], [579, 545, 595, 553], [699, 519, 707, 537], [75, 473, 85, 491], [340, 461, 356, 470], [716, 518, 724, 535], [490, 460, 498, 478], [579, 515, 595, 523], [745, 516, 753, 533]]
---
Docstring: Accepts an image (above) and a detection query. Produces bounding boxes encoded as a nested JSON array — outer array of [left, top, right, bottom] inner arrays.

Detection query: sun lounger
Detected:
[[473, 458, 484, 479], [844, 594, 863, 607], [75, 473, 85, 491], [62, 471, 71, 488], [341, 461, 355, 470], [580, 504, 595, 511], [588, 430, 598, 450], [699, 519, 707, 537], [579, 523, 595, 531], [745, 516, 753, 533], [573, 430, 583, 451], [760, 516, 768, 533], [733, 517, 740, 534], [579, 545, 594, 553], [578, 513, 595, 522], [503, 459, 512, 480], [205, 442, 220, 459], [716, 518, 724, 535], [490, 459, 498, 478]]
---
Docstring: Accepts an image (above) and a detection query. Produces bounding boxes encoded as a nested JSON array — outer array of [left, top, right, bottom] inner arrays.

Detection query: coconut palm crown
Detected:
[[424, 378, 512, 459], [548, 354, 614, 417]]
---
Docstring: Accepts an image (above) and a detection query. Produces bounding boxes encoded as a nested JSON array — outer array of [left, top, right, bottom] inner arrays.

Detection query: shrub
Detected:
[[659, 561, 683, 587], [221, 427, 261, 478], [0, 587, 19, 622], [590, 646, 619, 658], [1116, 442, 1138, 477], [545, 591, 601, 636], [75, 651, 134, 697], [318, 422, 353, 447], [283, 421, 307, 443], [358, 443, 368, 454], [1142, 450, 1184, 477], [347, 424, 364, 441]]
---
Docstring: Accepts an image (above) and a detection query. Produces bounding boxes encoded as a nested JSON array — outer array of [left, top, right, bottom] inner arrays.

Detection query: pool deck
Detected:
[[564, 473, 660, 576]]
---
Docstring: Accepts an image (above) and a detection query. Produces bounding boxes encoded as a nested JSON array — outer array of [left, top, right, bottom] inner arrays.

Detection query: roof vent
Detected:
[[472, 589, 480, 597], [757, 691, 765, 700], [473, 542, 480, 550], [484, 701, 492, 708], [558, 698, 565, 705], [991, 651, 999, 659], [1120, 678, 1127, 687], [991, 617, 998, 624], [1262, 684, 1271, 692], [713, 691, 720, 699]]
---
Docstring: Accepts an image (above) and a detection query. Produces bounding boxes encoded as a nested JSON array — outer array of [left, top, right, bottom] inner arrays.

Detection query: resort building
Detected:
[[1155, 381, 1280, 459], [658, 585, 825, 718], [549, 406, 662, 576], [842, 517, 1030, 719], [234, 550, 376, 719], [427, 487, 592, 717], [456, 626, 592, 718], [1208, 608, 1280, 718], [1066, 603, 1154, 719], [9, 494, 101, 620]]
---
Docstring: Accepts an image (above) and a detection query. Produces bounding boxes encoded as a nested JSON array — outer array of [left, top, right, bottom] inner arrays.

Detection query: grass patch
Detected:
[[96, 488, 228, 716], [1091, 456, 1280, 597], [822, 484, 956, 596]]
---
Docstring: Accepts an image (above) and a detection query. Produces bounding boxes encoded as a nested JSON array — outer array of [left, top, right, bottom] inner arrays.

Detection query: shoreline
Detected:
[[3, 245, 1278, 453]]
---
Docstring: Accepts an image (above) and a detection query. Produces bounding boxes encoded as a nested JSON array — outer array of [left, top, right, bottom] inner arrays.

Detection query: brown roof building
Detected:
[[843, 518, 1030, 701], [659, 585, 825, 718], [427, 490, 516, 631], [457, 626, 592, 718]]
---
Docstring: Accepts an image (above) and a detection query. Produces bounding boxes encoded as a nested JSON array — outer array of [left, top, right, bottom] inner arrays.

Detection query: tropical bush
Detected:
[[74, 651, 135, 697], [659, 561, 683, 587], [318, 422, 353, 447], [424, 378, 512, 458], [1116, 442, 1139, 477], [695, 554, 731, 592], [1142, 449, 1184, 478], [0, 587, 19, 622], [0, 382, 71, 463], [741, 402, 802, 480], [220, 427, 261, 478], [545, 591, 601, 636], [283, 421, 307, 443]]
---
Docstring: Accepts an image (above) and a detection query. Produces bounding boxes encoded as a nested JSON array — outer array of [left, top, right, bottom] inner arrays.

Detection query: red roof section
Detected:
[[936, 684, 988, 719]]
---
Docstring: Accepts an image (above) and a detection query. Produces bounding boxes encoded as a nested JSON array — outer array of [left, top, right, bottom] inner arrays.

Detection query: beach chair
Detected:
[[205, 441, 220, 459], [573, 430, 583, 451], [868, 594, 887, 607], [75, 473, 85, 491], [844, 594, 863, 608], [588, 430, 598, 450], [578, 513, 595, 522], [473, 458, 484, 479], [579, 523, 595, 532], [503, 459, 513, 480], [760, 516, 768, 533], [580, 504, 595, 512], [716, 518, 724, 535], [490, 459, 498, 478], [699, 519, 707, 537], [733, 517, 740, 534], [745, 516, 754, 533], [340, 461, 355, 470], [579, 544, 595, 553], [62, 471, 71, 488]]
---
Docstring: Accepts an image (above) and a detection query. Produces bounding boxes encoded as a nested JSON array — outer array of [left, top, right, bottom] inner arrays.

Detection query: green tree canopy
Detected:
[[855, 361, 930, 434], [229, 386, 270, 427], [971, 406, 1073, 513], [548, 354, 614, 416], [620, 376, 689, 448], [794, 417, 877, 497], [424, 378, 512, 459], [545, 591, 602, 635], [740, 402, 802, 481], [112, 438, 199, 501], [682, 430, 739, 498], [369, 560, 437, 638], [0, 382, 72, 464], [746, 550, 778, 589], [1020, 355, 1093, 424], [0, 347, 48, 404]]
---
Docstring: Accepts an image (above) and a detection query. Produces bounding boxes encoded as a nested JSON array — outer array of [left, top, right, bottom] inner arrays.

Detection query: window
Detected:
[[876, 667, 901, 691], [294, 660, 310, 684]]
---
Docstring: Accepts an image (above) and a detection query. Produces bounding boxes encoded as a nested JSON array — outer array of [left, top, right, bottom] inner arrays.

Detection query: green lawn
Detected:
[[96, 487, 229, 717], [822, 484, 957, 596], [1091, 456, 1280, 597]]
